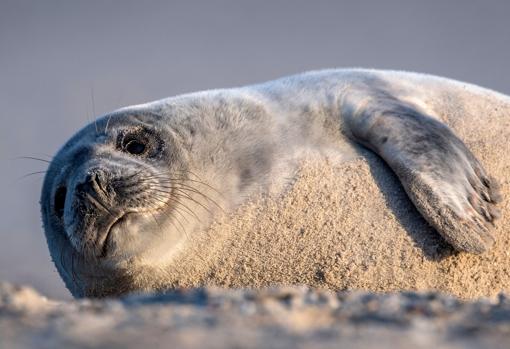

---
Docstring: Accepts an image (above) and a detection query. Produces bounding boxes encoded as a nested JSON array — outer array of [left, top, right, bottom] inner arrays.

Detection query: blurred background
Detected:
[[1, 0, 509, 299]]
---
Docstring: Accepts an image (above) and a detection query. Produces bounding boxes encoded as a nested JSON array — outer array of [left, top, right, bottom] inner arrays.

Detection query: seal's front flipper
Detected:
[[346, 98, 502, 254]]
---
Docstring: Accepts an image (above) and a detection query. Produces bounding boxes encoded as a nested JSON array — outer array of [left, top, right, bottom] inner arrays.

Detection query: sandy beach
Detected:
[[1, 283, 509, 349]]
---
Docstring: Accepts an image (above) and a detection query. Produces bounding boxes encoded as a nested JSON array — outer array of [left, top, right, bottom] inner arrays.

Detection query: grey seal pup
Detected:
[[40, 69, 502, 297]]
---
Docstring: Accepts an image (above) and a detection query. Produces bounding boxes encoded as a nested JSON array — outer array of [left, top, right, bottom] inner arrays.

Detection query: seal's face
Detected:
[[41, 94, 277, 298], [40, 109, 204, 296]]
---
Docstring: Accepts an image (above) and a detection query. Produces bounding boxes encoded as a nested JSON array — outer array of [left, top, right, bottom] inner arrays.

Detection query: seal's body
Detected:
[[40, 69, 504, 297]]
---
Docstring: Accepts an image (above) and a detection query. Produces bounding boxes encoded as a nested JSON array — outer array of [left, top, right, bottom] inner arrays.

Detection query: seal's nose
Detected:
[[76, 169, 110, 199]]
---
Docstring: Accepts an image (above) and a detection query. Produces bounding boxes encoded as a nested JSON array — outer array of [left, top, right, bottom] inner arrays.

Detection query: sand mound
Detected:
[[160, 85, 510, 300], [1, 282, 509, 349]]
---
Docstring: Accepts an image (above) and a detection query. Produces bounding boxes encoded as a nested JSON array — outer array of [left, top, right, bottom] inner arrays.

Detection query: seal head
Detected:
[[41, 109, 204, 295], [41, 94, 278, 297]]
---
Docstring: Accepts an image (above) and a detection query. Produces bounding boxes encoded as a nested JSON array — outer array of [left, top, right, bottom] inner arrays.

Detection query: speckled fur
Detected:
[[40, 69, 506, 298]]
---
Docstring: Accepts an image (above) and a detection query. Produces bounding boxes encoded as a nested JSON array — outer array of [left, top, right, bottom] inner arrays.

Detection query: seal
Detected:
[[40, 69, 503, 297]]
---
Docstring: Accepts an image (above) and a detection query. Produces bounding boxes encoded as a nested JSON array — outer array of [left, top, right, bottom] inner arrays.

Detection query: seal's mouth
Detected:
[[100, 212, 133, 258]]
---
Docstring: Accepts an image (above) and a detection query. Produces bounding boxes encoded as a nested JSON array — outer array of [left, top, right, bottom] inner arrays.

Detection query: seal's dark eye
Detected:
[[54, 186, 67, 219], [118, 128, 161, 157], [125, 139, 146, 155]]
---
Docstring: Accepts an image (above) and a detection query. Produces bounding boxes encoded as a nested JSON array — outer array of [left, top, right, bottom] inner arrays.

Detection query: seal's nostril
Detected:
[[78, 170, 109, 198], [92, 172, 109, 197]]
